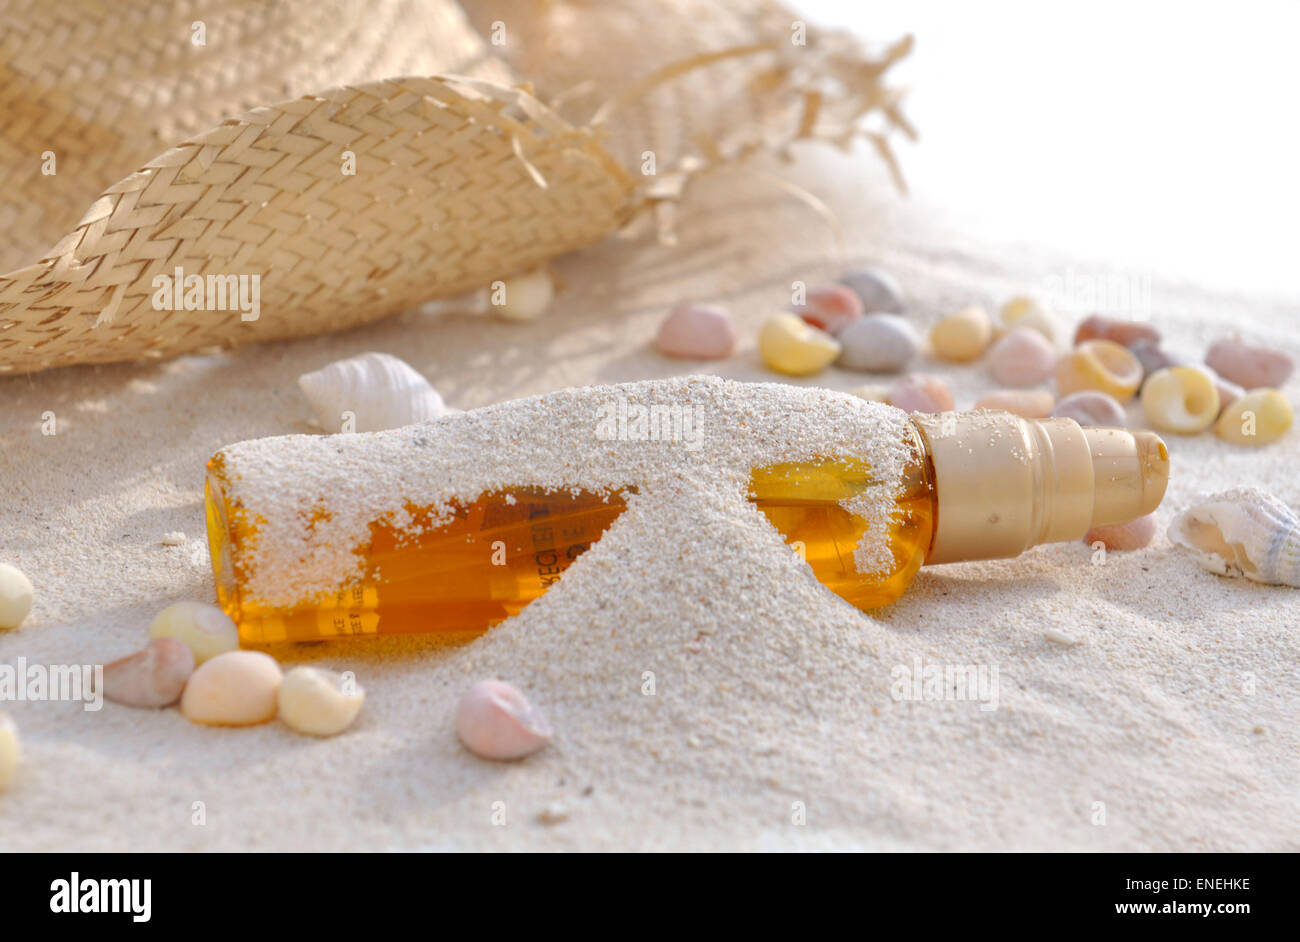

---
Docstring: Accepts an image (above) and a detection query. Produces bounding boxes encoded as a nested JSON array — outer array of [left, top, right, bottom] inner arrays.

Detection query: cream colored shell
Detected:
[[1168, 488, 1300, 587], [277, 667, 365, 737]]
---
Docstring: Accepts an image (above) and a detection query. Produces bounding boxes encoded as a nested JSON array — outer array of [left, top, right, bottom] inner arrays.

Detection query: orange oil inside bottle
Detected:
[[207, 475, 633, 644], [206, 449, 936, 645], [747, 455, 935, 610]]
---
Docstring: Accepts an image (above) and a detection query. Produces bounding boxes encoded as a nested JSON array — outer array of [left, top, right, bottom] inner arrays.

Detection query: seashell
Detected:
[[758, 313, 840, 376], [1044, 629, 1082, 646], [1128, 338, 1193, 379], [653, 303, 737, 359], [886, 375, 954, 414], [0, 563, 33, 630], [1205, 337, 1294, 390], [180, 651, 283, 726], [973, 389, 1054, 418], [1140, 366, 1220, 434], [491, 267, 555, 322], [836, 313, 920, 373], [537, 802, 570, 824], [456, 679, 552, 761], [792, 284, 863, 335], [299, 352, 448, 433], [1055, 339, 1143, 402], [102, 638, 194, 709], [0, 711, 17, 789], [987, 326, 1056, 387], [999, 296, 1060, 346], [150, 601, 239, 665], [1132, 343, 1243, 413], [1167, 487, 1300, 586], [1073, 314, 1159, 348], [839, 267, 904, 313], [160, 531, 187, 546], [930, 305, 993, 362], [1215, 389, 1293, 446], [277, 666, 365, 737], [1051, 390, 1126, 427], [1084, 513, 1158, 551]]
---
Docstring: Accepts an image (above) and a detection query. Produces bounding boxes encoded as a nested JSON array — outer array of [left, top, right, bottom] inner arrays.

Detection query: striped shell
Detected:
[[1167, 488, 1300, 587]]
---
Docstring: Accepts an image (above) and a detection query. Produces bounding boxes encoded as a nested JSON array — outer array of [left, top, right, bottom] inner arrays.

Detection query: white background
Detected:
[[797, 0, 1300, 298]]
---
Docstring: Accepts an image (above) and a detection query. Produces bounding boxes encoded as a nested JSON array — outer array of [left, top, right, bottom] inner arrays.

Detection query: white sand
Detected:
[[1, 152, 1298, 850]]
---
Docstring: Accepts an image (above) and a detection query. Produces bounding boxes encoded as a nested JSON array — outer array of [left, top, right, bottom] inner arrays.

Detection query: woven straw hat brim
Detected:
[[0, 75, 637, 374]]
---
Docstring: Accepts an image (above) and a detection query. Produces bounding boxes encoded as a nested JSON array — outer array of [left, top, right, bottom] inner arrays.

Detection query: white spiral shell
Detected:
[[298, 352, 449, 433], [1167, 487, 1300, 587]]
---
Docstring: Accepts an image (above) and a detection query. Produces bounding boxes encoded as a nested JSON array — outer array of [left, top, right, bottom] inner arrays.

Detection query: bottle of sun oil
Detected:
[[205, 411, 1168, 644]]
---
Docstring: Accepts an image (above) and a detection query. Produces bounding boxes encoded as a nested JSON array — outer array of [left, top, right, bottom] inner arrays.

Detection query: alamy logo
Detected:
[[594, 396, 704, 450], [0, 657, 103, 711], [50, 873, 151, 922], [1042, 267, 1152, 319], [151, 266, 260, 321], [890, 655, 1000, 712]]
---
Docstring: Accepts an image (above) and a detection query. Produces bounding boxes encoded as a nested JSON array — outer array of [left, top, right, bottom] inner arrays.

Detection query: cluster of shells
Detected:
[[654, 268, 1295, 450], [91, 601, 366, 735], [0, 585, 550, 789], [105, 604, 548, 759], [0, 596, 358, 790]]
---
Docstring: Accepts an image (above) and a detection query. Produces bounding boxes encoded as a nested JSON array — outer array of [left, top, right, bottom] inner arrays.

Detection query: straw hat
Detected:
[[0, 0, 910, 375]]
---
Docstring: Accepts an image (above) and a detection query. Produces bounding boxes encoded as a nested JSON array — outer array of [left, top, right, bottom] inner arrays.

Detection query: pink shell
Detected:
[[1084, 513, 1158, 551], [793, 284, 864, 335], [653, 303, 738, 359], [456, 679, 553, 761], [1206, 337, 1294, 390], [887, 375, 955, 414], [988, 327, 1056, 387], [102, 638, 195, 709]]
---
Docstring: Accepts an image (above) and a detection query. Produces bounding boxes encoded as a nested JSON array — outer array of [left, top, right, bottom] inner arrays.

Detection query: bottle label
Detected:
[[315, 608, 381, 636], [320, 584, 380, 610]]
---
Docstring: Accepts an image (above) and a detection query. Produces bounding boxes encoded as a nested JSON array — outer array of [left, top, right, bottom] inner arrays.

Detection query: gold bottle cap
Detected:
[[1082, 425, 1170, 526], [912, 413, 1170, 565]]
